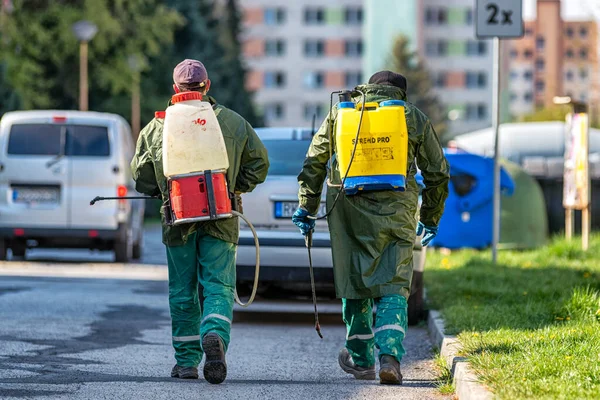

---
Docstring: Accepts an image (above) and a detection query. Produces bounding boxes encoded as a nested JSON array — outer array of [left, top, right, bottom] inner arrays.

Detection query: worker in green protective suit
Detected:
[[131, 59, 269, 384], [293, 71, 449, 385]]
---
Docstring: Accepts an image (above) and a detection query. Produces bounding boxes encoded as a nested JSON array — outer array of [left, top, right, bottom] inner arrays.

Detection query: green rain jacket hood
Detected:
[[298, 84, 450, 299], [131, 96, 269, 246]]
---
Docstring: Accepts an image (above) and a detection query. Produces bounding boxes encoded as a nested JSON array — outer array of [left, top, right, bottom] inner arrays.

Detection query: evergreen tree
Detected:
[[0, 62, 20, 116], [387, 35, 447, 137], [218, 0, 262, 126]]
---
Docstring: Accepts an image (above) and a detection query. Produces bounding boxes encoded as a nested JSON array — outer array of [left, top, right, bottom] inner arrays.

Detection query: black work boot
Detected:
[[202, 333, 227, 384], [379, 355, 402, 385], [338, 348, 376, 380], [171, 364, 199, 379]]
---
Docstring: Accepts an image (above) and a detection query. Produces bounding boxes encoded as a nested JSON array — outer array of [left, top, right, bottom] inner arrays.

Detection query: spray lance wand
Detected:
[[303, 89, 366, 340]]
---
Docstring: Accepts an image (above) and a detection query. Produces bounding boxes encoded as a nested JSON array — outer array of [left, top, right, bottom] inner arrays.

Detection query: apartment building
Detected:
[[364, 0, 506, 136], [240, 0, 364, 127], [509, 0, 600, 118]]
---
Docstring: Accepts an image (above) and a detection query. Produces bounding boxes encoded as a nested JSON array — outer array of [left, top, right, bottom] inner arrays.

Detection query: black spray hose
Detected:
[[307, 88, 366, 221], [90, 195, 156, 205]]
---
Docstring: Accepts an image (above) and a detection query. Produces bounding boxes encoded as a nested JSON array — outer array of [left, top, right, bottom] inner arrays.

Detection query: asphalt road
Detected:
[[0, 226, 448, 400]]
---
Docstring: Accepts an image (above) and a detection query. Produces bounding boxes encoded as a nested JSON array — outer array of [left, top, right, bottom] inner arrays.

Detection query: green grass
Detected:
[[433, 352, 455, 396], [425, 235, 600, 399]]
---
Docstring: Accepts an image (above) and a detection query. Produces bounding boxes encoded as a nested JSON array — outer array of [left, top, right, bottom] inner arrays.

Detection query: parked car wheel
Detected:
[[114, 223, 133, 263], [132, 229, 143, 260], [0, 239, 7, 261], [10, 242, 26, 260]]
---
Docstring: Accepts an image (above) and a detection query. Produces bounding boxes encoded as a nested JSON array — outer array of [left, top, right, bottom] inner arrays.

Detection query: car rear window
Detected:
[[7, 124, 110, 157], [7, 124, 62, 155], [264, 140, 312, 176], [67, 125, 110, 157]]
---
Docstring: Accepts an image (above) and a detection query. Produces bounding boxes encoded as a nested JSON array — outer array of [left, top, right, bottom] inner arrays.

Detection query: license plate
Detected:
[[12, 187, 60, 204], [274, 201, 327, 219]]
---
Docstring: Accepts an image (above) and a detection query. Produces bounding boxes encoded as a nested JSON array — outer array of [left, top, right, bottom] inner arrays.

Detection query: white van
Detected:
[[0, 110, 145, 262]]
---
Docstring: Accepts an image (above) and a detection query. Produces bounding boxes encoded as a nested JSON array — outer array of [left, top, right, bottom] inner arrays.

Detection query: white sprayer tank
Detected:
[[162, 92, 229, 177]]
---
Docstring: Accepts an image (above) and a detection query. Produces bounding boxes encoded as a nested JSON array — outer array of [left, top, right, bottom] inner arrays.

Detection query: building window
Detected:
[[264, 8, 286, 26], [536, 36, 545, 50], [438, 40, 449, 56], [581, 93, 587, 102], [566, 70, 574, 81], [525, 28, 533, 36], [478, 41, 487, 55], [438, 8, 448, 24], [265, 39, 286, 56], [477, 104, 487, 120], [524, 92, 533, 102], [510, 49, 518, 58], [580, 68, 588, 80], [566, 91, 574, 98], [265, 103, 285, 120], [524, 49, 533, 58], [535, 59, 545, 72], [566, 27, 574, 38], [426, 41, 437, 56], [425, 8, 436, 25], [304, 71, 324, 89], [580, 48, 588, 59], [304, 40, 325, 57], [345, 71, 363, 87], [535, 80, 545, 93], [566, 49, 574, 58], [345, 7, 363, 25], [304, 103, 325, 120], [510, 92, 518, 101], [510, 70, 518, 80], [264, 71, 286, 88], [345, 40, 363, 57], [466, 104, 477, 120], [478, 73, 487, 88], [466, 72, 478, 88], [580, 26, 588, 37], [434, 72, 447, 88], [524, 70, 533, 81], [466, 9, 473, 25], [304, 7, 325, 25]]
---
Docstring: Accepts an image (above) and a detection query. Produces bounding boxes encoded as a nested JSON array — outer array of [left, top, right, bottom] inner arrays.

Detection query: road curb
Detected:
[[428, 310, 493, 400]]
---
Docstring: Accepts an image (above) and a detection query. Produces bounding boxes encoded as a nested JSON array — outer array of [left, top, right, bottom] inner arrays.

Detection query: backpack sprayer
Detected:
[[91, 92, 260, 308], [304, 88, 410, 338]]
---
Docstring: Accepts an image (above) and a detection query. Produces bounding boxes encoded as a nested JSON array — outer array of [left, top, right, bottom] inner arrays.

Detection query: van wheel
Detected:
[[0, 240, 7, 261], [114, 224, 133, 263], [408, 270, 425, 325]]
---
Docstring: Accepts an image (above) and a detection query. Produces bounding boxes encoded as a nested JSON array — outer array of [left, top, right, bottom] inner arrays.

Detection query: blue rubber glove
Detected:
[[292, 207, 316, 236], [416, 221, 438, 247]]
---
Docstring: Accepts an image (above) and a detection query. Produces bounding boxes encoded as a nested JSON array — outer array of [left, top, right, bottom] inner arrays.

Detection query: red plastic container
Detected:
[[169, 171, 231, 223]]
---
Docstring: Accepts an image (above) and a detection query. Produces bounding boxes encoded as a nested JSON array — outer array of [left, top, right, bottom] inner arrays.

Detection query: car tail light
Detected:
[[117, 185, 128, 197], [88, 230, 99, 238], [14, 228, 25, 236], [53, 116, 67, 123]]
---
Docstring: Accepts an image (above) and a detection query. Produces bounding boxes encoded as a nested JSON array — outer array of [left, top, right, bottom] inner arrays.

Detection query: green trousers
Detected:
[[166, 230, 236, 368], [342, 294, 408, 368]]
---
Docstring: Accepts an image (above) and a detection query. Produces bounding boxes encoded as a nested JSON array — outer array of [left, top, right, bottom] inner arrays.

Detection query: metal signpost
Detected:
[[476, 0, 524, 263]]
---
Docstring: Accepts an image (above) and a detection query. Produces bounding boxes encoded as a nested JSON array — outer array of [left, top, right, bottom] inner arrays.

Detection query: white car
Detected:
[[237, 127, 427, 324], [0, 110, 145, 262]]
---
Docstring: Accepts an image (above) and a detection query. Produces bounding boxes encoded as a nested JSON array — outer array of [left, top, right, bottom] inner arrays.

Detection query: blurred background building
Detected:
[[240, 0, 364, 128], [508, 0, 600, 118]]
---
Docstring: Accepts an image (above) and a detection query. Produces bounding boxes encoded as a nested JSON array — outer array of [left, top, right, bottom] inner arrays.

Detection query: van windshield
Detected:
[[8, 124, 110, 157]]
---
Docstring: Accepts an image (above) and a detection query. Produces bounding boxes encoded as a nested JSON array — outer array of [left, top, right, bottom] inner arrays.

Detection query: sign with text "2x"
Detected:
[[476, 0, 524, 38]]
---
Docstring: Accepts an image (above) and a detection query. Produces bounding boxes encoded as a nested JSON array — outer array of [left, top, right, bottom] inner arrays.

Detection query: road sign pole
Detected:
[[492, 37, 501, 264]]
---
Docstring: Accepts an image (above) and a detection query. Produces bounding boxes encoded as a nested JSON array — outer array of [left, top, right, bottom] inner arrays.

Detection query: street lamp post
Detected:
[[72, 21, 98, 112], [128, 55, 146, 141]]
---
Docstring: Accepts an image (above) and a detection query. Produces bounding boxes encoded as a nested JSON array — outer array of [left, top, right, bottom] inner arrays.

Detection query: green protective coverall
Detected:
[[298, 84, 449, 367], [131, 96, 269, 368]]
